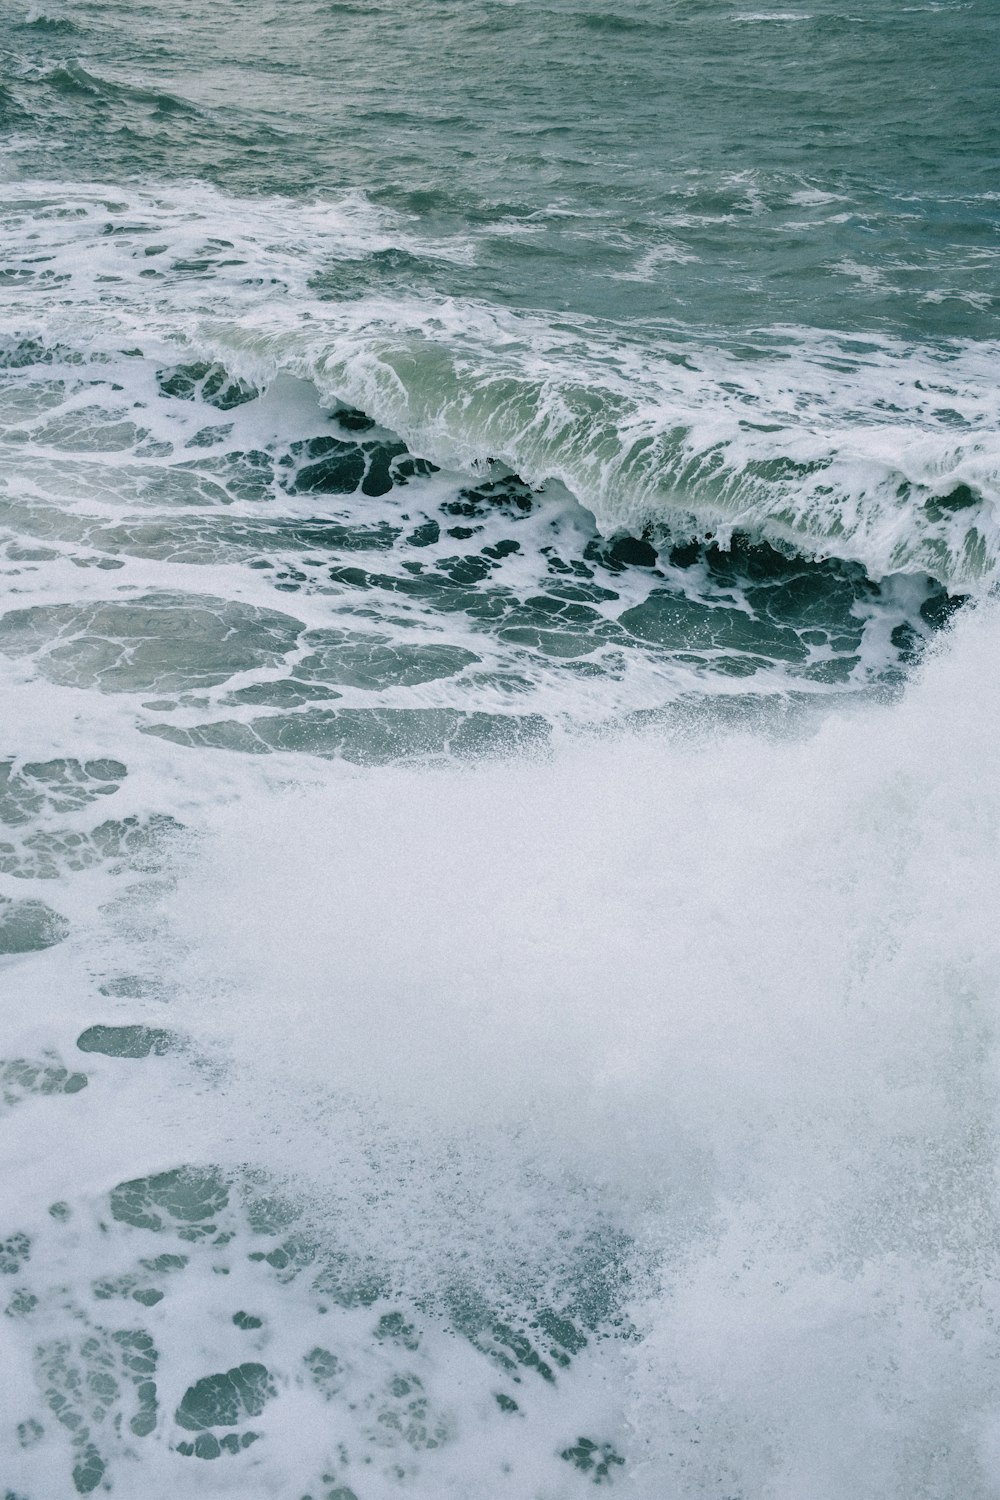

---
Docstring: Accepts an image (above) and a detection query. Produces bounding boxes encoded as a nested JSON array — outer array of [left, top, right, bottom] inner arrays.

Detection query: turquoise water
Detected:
[[1, 2, 998, 1496]]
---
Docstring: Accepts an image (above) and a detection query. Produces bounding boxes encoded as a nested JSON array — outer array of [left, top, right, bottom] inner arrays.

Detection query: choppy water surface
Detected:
[[0, 2, 998, 1497]]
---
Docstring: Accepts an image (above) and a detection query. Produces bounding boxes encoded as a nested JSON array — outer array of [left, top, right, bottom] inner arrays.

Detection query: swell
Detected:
[[21, 61, 201, 116], [1, 180, 996, 592], [206, 315, 999, 592]]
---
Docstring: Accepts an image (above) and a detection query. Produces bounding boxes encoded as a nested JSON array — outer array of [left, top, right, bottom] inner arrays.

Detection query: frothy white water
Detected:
[[2, 179, 998, 589], [2, 172, 999, 1494], [159, 600, 1000, 1497]]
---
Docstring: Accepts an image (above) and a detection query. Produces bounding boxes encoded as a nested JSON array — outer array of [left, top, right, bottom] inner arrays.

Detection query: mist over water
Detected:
[[1, 0, 998, 1495], [167, 603, 1000, 1497]]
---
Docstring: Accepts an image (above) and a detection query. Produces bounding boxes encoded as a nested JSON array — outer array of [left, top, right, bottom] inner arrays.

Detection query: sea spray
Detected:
[[2, 0, 997, 1492]]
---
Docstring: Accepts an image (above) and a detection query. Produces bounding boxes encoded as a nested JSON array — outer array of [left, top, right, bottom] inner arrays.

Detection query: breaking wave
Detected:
[[1, 180, 997, 591]]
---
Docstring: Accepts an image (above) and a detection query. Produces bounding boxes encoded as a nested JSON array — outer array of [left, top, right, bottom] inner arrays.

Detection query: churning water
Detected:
[[0, 1, 998, 1496]]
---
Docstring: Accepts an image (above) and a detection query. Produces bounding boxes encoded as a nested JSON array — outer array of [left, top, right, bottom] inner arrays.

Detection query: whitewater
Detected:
[[1, 0, 998, 1497]]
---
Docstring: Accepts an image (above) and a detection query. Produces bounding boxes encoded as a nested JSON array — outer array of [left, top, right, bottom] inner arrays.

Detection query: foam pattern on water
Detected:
[[1, 827, 642, 1498], [0, 181, 997, 589], [0, 321, 950, 775], [0, 164, 995, 1500], [3, 602, 1000, 1497], [1, 3, 998, 1493]]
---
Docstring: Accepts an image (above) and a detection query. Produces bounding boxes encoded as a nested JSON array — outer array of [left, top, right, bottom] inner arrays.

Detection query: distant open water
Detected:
[[1, 2, 998, 1497]]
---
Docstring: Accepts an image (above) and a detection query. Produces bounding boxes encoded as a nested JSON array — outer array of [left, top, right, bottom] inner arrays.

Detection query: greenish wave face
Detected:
[[1, 2, 998, 1498]]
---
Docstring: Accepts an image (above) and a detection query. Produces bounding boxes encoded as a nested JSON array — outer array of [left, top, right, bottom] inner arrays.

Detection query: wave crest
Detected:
[[1, 180, 996, 591]]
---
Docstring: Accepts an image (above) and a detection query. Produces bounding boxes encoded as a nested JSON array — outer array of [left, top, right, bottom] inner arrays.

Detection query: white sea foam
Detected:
[[154, 598, 1000, 1496], [2, 503, 999, 1495], [731, 11, 814, 21], [2, 3, 998, 1491], [1, 180, 998, 590]]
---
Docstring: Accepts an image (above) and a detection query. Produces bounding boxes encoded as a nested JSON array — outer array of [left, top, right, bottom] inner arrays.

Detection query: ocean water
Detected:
[[0, 1, 998, 1496]]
